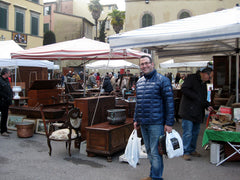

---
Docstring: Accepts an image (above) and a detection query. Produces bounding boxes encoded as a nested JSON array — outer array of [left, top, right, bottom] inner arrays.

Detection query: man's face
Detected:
[[3, 71, 11, 79], [201, 71, 213, 83], [140, 57, 154, 74]]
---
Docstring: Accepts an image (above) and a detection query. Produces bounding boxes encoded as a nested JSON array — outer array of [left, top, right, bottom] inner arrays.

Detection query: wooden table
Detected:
[[86, 118, 134, 162]]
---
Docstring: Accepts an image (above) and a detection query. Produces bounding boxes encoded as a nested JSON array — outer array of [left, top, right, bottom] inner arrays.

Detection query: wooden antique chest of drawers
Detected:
[[74, 96, 115, 140], [85, 118, 134, 162]]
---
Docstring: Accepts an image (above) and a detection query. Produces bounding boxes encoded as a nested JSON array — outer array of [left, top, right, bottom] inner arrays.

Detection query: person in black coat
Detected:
[[179, 67, 214, 161], [0, 68, 13, 137], [102, 74, 113, 94]]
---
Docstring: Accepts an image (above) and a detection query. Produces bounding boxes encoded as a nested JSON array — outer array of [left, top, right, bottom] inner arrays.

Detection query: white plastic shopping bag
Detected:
[[124, 129, 141, 168], [165, 129, 184, 159]]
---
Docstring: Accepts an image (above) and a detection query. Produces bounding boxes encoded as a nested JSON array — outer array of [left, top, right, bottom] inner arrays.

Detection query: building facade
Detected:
[[0, 0, 44, 49], [124, 0, 240, 70], [44, 0, 94, 42], [98, 4, 118, 40]]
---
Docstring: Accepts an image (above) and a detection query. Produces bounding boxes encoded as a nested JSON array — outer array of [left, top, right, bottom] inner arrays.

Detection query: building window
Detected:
[[108, 6, 111, 10], [178, 10, 191, 19], [44, 23, 49, 33], [31, 0, 39, 3], [142, 14, 152, 28], [0, 3, 8, 29], [15, 8, 25, 33], [106, 20, 110, 30], [31, 12, 39, 36], [44, 6, 51, 16]]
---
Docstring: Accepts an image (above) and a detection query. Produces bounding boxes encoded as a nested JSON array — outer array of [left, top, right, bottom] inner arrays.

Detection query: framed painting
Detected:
[[22, 118, 37, 133], [7, 115, 26, 130], [36, 119, 49, 135]]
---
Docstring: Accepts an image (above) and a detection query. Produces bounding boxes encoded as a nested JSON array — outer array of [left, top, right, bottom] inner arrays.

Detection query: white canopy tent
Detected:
[[86, 60, 139, 69], [160, 61, 209, 68], [0, 40, 56, 86], [109, 7, 240, 102], [109, 7, 240, 57], [0, 59, 54, 69]]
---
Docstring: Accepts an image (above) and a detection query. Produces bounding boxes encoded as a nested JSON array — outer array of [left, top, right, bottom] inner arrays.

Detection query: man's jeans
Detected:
[[182, 119, 200, 155], [141, 124, 164, 180]]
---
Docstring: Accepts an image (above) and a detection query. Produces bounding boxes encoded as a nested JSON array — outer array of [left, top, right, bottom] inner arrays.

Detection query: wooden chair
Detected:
[[40, 105, 83, 156]]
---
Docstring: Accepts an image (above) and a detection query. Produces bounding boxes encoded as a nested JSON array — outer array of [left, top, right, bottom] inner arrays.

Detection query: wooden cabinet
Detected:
[[27, 80, 61, 107], [213, 56, 238, 90], [85, 118, 133, 161], [74, 96, 115, 140]]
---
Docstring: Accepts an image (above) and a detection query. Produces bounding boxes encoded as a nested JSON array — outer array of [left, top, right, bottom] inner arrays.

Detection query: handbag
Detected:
[[158, 134, 167, 156]]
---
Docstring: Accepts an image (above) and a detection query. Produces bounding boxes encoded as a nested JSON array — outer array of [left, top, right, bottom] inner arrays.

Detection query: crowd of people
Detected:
[[165, 72, 186, 89], [60, 70, 140, 95]]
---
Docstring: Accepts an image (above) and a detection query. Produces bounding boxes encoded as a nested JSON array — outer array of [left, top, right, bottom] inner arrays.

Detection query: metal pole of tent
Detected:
[[236, 38, 239, 103], [83, 60, 86, 97], [228, 56, 231, 95], [236, 53, 239, 103], [14, 59, 17, 86]]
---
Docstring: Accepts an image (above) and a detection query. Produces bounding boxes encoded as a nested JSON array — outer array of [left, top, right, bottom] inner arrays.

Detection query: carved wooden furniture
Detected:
[[27, 80, 61, 107], [9, 103, 72, 119], [40, 105, 83, 156], [74, 96, 115, 140], [86, 118, 133, 162], [65, 82, 83, 93]]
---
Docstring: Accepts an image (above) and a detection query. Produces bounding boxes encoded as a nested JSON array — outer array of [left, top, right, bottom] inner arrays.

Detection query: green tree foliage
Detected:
[[43, 31, 56, 45], [108, 9, 125, 34], [88, 0, 103, 40], [99, 17, 107, 42]]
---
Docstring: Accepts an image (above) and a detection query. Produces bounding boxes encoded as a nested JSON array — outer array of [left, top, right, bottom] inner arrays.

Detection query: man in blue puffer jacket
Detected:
[[134, 56, 175, 180]]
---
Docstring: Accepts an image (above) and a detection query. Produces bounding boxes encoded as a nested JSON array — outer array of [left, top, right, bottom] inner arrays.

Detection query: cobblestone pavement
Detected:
[[0, 120, 239, 180]]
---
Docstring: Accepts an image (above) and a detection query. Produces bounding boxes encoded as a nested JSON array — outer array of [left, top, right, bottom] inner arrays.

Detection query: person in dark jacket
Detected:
[[0, 68, 13, 137], [134, 56, 175, 180], [179, 67, 214, 161], [102, 74, 113, 94]]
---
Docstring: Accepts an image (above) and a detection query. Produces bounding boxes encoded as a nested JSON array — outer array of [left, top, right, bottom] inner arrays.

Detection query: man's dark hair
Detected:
[[140, 55, 152, 63], [1, 68, 10, 76], [200, 67, 213, 75]]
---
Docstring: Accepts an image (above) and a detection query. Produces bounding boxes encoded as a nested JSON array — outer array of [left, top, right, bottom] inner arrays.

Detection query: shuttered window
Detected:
[[31, 14, 39, 35], [15, 7, 25, 33], [44, 23, 49, 33], [142, 14, 152, 28], [0, 6, 7, 29]]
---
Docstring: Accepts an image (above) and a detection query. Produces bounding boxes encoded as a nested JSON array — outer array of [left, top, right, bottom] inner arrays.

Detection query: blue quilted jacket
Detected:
[[134, 69, 175, 126]]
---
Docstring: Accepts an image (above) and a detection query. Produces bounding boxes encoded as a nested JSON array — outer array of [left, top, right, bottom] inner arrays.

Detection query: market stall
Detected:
[[108, 7, 240, 165], [109, 6, 240, 102]]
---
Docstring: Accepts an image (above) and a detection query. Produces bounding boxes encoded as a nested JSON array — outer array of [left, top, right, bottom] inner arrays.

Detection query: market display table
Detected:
[[85, 118, 133, 162], [202, 129, 240, 166]]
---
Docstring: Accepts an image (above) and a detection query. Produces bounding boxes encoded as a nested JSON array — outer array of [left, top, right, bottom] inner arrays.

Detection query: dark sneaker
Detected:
[[1, 132, 9, 137], [183, 154, 191, 161], [190, 151, 202, 157]]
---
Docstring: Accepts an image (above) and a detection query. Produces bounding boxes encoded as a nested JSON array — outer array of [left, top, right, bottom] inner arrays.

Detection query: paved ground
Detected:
[[0, 120, 239, 180]]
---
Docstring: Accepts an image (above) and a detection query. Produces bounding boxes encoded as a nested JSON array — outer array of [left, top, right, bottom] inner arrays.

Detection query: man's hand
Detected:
[[134, 122, 140, 129], [164, 125, 172, 133], [208, 106, 214, 112]]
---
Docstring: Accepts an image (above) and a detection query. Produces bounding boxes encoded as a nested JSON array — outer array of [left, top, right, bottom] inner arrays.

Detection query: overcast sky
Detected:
[[43, 0, 126, 11], [100, 0, 125, 11]]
